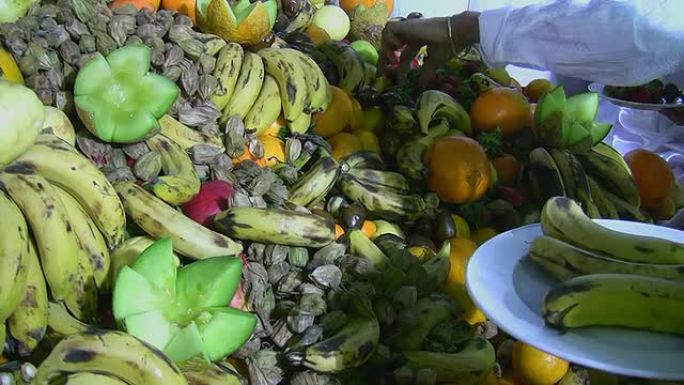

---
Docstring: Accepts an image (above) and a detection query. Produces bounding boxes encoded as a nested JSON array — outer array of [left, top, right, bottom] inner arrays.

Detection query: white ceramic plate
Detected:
[[466, 220, 684, 380], [588, 83, 683, 111]]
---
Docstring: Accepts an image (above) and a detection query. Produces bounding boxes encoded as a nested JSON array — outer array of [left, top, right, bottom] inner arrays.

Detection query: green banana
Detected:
[[390, 105, 418, 134], [371, 220, 405, 241], [469, 72, 503, 94], [45, 302, 94, 341], [302, 316, 380, 372], [347, 168, 411, 194], [541, 196, 684, 264], [422, 241, 451, 291], [283, 0, 316, 33], [364, 62, 377, 86], [338, 174, 427, 221], [578, 147, 640, 208], [549, 149, 600, 218], [145, 134, 201, 206], [389, 293, 456, 351], [289, 111, 312, 134], [601, 189, 650, 222], [244, 74, 282, 135], [416, 90, 472, 135], [65, 373, 128, 385], [349, 229, 390, 270], [53, 186, 111, 291], [0, 190, 29, 322], [592, 142, 633, 175], [183, 363, 244, 385], [109, 236, 157, 283], [214, 207, 336, 247], [586, 175, 620, 219], [258, 47, 310, 122], [221, 51, 265, 121], [340, 151, 385, 171], [8, 239, 48, 356], [543, 274, 684, 336], [14, 134, 126, 247], [114, 181, 243, 258], [318, 40, 366, 93], [290, 48, 332, 113], [399, 337, 495, 383], [528, 235, 684, 282], [211, 43, 244, 110], [0, 170, 95, 321], [528, 147, 566, 201], [34, 330, 188, 385], [288, 156, 340, 208], [158, 114, 225, 152]]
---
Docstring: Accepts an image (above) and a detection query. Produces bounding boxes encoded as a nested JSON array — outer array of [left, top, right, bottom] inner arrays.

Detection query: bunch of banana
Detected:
[[145, 133, 201, 206], [288, 156, 340, 208], [317, 40, 367, 94], [283, 0, 316, 34], [528, 197, 684, 335]]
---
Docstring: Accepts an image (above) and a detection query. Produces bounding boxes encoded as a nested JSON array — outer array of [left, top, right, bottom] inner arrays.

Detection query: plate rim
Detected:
[[588, 82, 683, 110], [465, 220, 684, 380]]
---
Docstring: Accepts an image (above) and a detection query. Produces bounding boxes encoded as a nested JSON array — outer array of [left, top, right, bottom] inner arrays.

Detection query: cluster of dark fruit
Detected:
[[605, 79, 683, 104]]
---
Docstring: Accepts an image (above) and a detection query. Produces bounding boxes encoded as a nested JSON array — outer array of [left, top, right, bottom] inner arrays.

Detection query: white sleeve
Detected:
[[478, 0, 684, 86]]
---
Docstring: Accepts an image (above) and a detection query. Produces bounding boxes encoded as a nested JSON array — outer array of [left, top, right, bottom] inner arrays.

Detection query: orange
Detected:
[[259, 115, 287, 138], [471, 227, 498, 246], [624, 149, 675, 210], [445, 238, 478, 288], [259, 135, 286, 167], [161, 0, 196, 24], [353, 130, 381, 153], [524, 78, 554, 103], [512, 342, 569, 385], [335, 224, 345, 239], [360, 107, 385, 132], [339, 0, 393, 15], [328, 132, 364, 160], [491, 153, 519, 187], [426, 136, 492, 204], [110, 0, 160, 11], [654, 195, 676, 220], [470, 87, 531, 136], [348, 95, 364, 131], [306, 24, 331, 47], [360, 220, 377, 238], [313, 86, 354, 138], [231, 144, 267, 167]]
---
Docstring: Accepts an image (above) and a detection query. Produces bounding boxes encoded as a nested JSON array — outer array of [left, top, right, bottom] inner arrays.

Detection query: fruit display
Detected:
[[605, 79, 683, 104], [1, 1, 683, 385]]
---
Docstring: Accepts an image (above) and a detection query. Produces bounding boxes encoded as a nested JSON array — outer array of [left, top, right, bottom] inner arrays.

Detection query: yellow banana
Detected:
[[158, 114, 224, 152], [288, 111, 312, 134], [244, 74, 282, 135], [145, 134, 201, 206], [65, 372, 128, 385], [289, 49, 332, 113], [42, 105, 76, 146], [211, 43, 244, 110], [114, 181, 243, 259], [258, 47, 309, 122], [0, 190, 29, 321], [222, 52, 265, 121], [45, 301, 93, 341], [14, 134, 126, 247], [8, 239, 48, 356]]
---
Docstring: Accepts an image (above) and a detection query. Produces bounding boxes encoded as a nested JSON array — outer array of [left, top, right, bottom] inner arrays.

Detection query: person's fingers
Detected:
[[395, 43, 421, 85]]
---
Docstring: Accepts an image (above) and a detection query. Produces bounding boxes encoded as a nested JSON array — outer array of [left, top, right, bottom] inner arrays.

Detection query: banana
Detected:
[[348, 229, 390, 270], [528, 147, 566, 201], [541, 196, 684, 264], [529, 235, 684, 282], [45, 302, 93, 341], [8, 239, 48, 356], [65, 372, 128, 385], [592, 142, 633, 175], [302, 315, 380, 372], [284, 0, 315, 34], [289, 111, 312, 134], [543, 274, 684, 335], [400, 337, 495, 383], [244, 74, 282, 134], [158, 115, 225, 152], [53, 186, 111, 291], [389, 293, 455, 351], [289, 49, 332, 113], [390, 105, 418, 134], [110, 236, 156, 283], [211, 43, 244, 110], [145, 133, 201, 206], [339, 174, 427, 221], [549, 149, 600, 218], [258, 47, 310, 122], [602, 189, 650, 222], [114, 181, 243, 258], [340, 151, 385, 171], [577, 148, 640, 208], [34, 330, 188, 385], [0, 170, 95, 321], [221, 52, 265, 121], [364, 62, 377, 86], [0, 190, 29, 321], [347, 168, 410, 194], [318, 41, 366, 93], [13, 134, 126, 247], [422, 241, 451, 291], [183, 363, 244, 385], [214, 207, 336, 247], [288, 156, 340, 207], [416, 90, 472, 135], [586, 175, 619, 219]]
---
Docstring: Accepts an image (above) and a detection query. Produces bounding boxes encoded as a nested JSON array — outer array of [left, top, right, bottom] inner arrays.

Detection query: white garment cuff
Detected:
[[477, 7, 510, 70]]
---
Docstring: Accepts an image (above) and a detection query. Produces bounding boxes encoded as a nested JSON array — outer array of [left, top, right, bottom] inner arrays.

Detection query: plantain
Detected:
[[288, 156, 340, 208], [338, 174, 427, 221], [145, 133, 201, 206]]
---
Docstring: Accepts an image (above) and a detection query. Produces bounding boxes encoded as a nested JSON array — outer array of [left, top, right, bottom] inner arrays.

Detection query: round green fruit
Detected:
[[311, 5, 350, 41], [350, 40, 379, 65]]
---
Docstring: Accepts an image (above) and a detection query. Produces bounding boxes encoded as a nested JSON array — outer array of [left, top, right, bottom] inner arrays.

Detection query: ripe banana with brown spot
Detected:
[[158, 114, 224, 152], [288, 156, 340, 208], [244, 74, 282, 134], [289, 49, 332, 113], [114, 181, 243, 259], [0, 190, 29, 322], [13, 134, 126, 247], [258, 47, 310, 122], [221, 51, 265, 122], [145, 133, 201, 206], [211, 43, 244, 110]]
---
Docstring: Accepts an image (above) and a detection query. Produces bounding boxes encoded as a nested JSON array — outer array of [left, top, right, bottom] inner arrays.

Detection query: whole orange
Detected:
[[491, 153, 519, 187], [313, 86, 353, 138], [512, 342, 569, 385], [328, 132, 364, 160], [161, 0, 196, 24], [426, 136, 492, 204], [110, 0, 160, 11], [339, 0, 393, 15], [259, 135, 286, 167], [470, 87, 531, 136], [524, 78, 554, 103], [624, 149, 675, 210]]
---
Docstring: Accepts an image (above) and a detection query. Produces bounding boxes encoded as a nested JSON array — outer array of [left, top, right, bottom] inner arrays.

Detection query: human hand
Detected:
[[378, 12, 480, 88], [660, 107, 684, 126]]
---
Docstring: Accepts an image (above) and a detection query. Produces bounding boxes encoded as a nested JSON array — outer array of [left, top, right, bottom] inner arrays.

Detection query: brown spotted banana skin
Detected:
[[258, 47, 310, 122], [8, 239, 49, 356], [317, 40, 366, 94], [221, 51, 265, 121], [0, 190, 29, 323], [14, 134, 126, 247], [244, 74, 282, 135], [0, 170, 95, 321], [145, 134, 201, 206], [289, 48, 332, 113], [288, 156, 340, 208], [34, 330, 188, 385], [114, 181, 243, 259], [338, 174, 426, 221], [211, 43, 245, 110], [213, 207, 336, 247]]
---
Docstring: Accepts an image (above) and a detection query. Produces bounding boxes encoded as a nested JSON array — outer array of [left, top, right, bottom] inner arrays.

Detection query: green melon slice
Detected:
[[164, 322, 210, 364], [112, 266, 168, 319], [131, 238, 177, 298], [124, 310, 177, 350], [590, 121, 613, 145], [566, 92, 599, 126], [175, 256, 243, 313], [198, 307, 257, 361]]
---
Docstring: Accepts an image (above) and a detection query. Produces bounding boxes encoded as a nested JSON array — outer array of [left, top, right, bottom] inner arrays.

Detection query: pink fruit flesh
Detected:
[[182, 180, 235, 228], [230, 283, 246, 310]]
